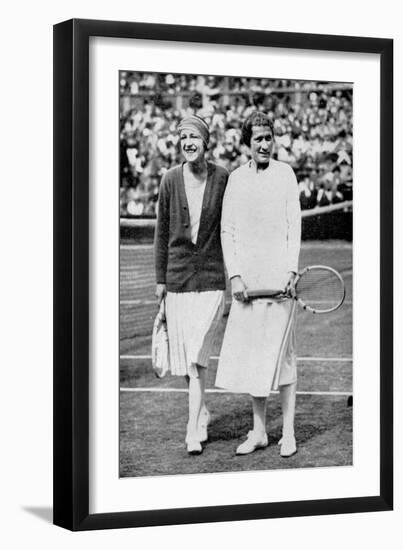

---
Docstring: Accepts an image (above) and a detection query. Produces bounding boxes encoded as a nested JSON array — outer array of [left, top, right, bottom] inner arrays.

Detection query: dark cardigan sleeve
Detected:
[[154, 174, 170, 284]]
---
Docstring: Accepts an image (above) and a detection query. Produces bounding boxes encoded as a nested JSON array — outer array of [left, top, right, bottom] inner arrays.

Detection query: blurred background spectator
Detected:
[[119, 72, 353, 217]]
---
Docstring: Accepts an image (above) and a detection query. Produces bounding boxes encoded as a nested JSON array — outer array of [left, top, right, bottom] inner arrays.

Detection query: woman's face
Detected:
[[180, 129, 205, 163], [250, 125, 274, 168]]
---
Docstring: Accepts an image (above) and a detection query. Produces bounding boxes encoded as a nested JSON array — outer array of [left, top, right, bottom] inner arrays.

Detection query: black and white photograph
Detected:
[[1, 0, 398, 542], [119, 71, 353, 478]]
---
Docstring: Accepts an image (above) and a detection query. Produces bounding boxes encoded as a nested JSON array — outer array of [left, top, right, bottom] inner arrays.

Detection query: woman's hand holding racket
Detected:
[[285, 271, 297, 299], [155, 283, 167, 305], [231, 275, 249, 303]]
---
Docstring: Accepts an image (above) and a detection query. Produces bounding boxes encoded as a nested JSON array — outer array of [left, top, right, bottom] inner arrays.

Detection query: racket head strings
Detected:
[[294, 265, 345, 313]]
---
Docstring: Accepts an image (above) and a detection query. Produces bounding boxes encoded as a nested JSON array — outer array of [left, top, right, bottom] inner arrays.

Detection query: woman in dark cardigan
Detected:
[[154, 115, 228, 454]]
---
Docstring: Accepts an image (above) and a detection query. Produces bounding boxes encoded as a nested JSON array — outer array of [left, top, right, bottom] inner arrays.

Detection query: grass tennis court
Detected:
[[120, 240, 352, 477]]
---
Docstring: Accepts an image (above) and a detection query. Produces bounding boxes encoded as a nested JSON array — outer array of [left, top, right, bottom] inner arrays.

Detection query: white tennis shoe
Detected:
[[279, 435, 297, 457], [236, 430, 268, 455], [186, 439, 202, 455]]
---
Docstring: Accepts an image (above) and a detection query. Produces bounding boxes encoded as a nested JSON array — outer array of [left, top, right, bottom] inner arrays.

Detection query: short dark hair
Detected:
[[241, 111, 274, 147]]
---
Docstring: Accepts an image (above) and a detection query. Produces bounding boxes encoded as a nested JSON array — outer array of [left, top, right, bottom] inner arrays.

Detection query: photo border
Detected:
[[53, 18, 393, 531]]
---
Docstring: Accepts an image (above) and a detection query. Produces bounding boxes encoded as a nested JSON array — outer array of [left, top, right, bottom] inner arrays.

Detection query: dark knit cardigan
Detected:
[[154, 162, 228, 292]]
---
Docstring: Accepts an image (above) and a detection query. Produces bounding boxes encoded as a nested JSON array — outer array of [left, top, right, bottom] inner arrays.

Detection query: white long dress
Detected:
[[215, 159, 301, 396]]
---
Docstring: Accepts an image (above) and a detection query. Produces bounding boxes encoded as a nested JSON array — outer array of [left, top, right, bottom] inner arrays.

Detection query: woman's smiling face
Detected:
[[180, 129, 205, 163]]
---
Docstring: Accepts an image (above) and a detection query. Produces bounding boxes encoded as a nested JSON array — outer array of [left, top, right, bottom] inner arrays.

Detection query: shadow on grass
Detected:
[[120, 392, 352, 477], [208, 408, 281, 443], [207, 409, 331, 446]]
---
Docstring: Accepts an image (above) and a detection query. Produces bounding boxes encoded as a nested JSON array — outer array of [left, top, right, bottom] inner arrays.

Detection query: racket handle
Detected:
[[247, 289, 286, 298]]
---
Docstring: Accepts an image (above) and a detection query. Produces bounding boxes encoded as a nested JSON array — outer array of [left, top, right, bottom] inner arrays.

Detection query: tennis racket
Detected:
[[247, 265, 346, 314]]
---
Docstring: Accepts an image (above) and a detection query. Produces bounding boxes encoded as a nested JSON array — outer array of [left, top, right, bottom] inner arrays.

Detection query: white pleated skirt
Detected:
[[165, 290, 225, 378], [215, 298, 297, 397]]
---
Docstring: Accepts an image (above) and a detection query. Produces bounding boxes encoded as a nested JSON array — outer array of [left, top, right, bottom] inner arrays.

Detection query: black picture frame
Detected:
[[53, 18, 393, 531]]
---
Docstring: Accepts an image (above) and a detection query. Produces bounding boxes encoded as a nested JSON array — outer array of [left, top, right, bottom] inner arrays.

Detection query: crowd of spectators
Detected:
[[119, 72, 353, 217]]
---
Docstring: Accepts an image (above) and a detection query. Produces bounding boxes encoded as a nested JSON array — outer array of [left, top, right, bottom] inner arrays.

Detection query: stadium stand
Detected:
[[119, 73, 353, 229]]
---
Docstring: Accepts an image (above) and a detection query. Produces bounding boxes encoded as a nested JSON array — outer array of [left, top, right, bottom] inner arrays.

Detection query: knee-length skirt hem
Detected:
[[215, 299, 297, 396], [166, 290, 225, 378]]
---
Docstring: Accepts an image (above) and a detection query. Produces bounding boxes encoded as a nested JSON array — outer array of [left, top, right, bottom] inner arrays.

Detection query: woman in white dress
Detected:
[[215, 111, 301, 458], [155, 115, 228, 454]]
